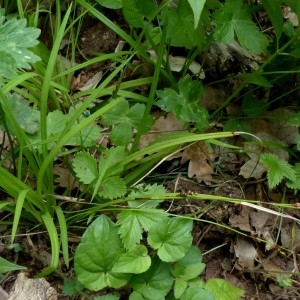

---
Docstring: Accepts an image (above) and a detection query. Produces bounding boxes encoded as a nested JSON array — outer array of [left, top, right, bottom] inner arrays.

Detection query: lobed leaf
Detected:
[[73, 152, 98, 185]]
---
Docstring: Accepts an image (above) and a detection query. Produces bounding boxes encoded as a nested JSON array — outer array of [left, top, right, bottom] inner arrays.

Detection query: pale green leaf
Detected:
[[174, 278, 188, 299], [188, 0, 206, 29], [148, 218, 193, 262], [113, 245, 151, 274], [73, 152, 98, 184], [110, 122, 132, 146], [0, 256, 26, 274], [205, 278, 245, 300], [129, 256, 173, 299], [260, 153, 296, 189], [47, 110, 68, 136], [74, 215, 130, 291]]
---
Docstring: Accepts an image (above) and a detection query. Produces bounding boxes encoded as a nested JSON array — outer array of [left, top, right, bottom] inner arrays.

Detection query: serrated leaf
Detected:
[[73, 152, 98, 184], [0, 256, 26, 274], [47, 110, 68, 136], [129, 256, 173, 299], [96, 0, 122, 9], [98, 176, 127, 199], [0, 9, 40, 79], [260, 153, 296, 189], [157, 76, 209, 130], [148, 218, 193, 262], [188, 0, 206, 29], [74, 215, 130, 291], [286, 163, 300, 191], [110, 122, 133, 146], [117, 209, 167, 250], [0, 92, 39, 134], [113, 245, 151, 274], [213, 0, 268, 53], [62, 279, 85, 296], [162, 2, 204, 49], [128, 183, 166, 209], [205, 278, 245, 300]]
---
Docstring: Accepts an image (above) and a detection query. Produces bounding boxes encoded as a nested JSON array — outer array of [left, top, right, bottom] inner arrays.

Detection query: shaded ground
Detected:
[[1, 9, 300, 300]]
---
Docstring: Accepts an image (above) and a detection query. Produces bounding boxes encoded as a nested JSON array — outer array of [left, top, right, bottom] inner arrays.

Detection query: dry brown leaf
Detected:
[[199, 86, 226, 111], [54, 164, 79, 189], [233, 237, 257, 270], [181, 141, 215, 184], [139, 113, 185, 149], [229, 206, 252, 233]]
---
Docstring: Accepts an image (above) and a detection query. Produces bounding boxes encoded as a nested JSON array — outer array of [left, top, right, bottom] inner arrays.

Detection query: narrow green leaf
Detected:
[[96, 0, 122, 9], [56, 206, 69, 268], [243, 73, 272, 88], [0, 256, 26, 274], [188, 0, 206, 29]]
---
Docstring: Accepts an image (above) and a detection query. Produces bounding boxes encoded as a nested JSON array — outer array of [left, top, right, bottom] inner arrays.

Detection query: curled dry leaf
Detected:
[[181, 141, 215, 184], [233, 237, 257, 270]]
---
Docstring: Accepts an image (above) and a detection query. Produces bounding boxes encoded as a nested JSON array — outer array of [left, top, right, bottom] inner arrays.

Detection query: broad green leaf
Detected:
[[128, 183, 166, 209], [213, 0, 268, 53], [241, 94, 270, 118], [98, 176, 127, 199], [148, 218, 193, 262], [73, 151, 98, 184], [96, 0, 122, 9], [0, 256, 26, 274], [286, 163, 300, 191], [162, 2, 204, 49], [129, 256, 173, 299], [0, 93, 39, 134], [172, 246, 206, 280], [260, 153, 296, 189], [74, 215, 130, 291], [205, 278, 245, 300], [113, 245, 151, 274], [117, 209, 167, 249], [47, 110, 68, 136], [188, 0, 206, 29], [262, 0, 283, 39], [123, 0, 156, 28], [174, 278, 188, 299], [181, 287, 215, 300], [0, 8, 40, 79], [157, 76, 209, 130], [110, 122, 132, 146], [223, 119, 251, 133], [94, 295, 120, 300], [62, 279, 85, 296]]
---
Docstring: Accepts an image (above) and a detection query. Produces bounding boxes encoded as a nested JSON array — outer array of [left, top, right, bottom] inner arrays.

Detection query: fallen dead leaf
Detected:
[[233, 236, 257, 270], [181, 141, 215, 184]]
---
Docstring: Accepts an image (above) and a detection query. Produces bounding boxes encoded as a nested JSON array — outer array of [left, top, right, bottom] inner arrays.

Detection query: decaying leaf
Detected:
[[181, 141, 215, 183], [233, 237, 257, 270]]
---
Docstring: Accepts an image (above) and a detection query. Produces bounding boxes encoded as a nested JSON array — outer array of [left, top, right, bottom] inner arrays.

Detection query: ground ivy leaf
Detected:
[[174, 278, 188, 299], [213, 0, 268, 53], [113, 245, 151, 274], [129, 256, 173, 299], [205, 278, 245, 300], [73, 151, 98, 184], [98, 176, 127, 199], [148, 218, 193, 262], [260, 153, 296, 188], [74, 215, 130, 291], [181, 287, 215, 300]]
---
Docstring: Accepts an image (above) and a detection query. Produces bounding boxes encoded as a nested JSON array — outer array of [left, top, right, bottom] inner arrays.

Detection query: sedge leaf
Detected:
[[0, 256, 26, 274]]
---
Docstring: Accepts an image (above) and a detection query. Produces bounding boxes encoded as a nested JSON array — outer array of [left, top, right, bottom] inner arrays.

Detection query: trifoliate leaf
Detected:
[[148, 218, 193, 262], [128, 183, 166, 209], [73, 152, 98, 184], [0, 92, 39, 134], [213, 0, 268, 53], [157, 76, 209, 130], [260, 153, 296, 189], [205, 278, 245, 300], [74, 215, 130, 291], [117, 209, 167, 250], [0, 8, 40, 79], [113, 245, 151, 274]]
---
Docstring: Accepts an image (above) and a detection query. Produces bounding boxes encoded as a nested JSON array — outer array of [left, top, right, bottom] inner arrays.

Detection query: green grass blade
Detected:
[[56, 206, 69, 268]]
